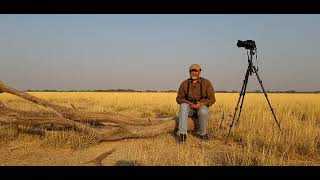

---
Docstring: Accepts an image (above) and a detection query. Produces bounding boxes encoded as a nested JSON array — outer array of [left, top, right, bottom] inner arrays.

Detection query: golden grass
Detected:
[[1, 92, 320, 165]]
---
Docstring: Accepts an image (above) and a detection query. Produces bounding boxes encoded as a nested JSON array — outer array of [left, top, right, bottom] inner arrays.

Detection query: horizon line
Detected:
[[22, 89, 320, 93]]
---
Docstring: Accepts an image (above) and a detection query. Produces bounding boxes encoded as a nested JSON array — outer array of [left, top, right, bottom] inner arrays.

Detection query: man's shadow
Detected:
[[114, 160, 142, 166]]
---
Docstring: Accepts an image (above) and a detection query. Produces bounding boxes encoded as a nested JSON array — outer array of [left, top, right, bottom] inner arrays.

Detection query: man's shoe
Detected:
[[195, 134, 209, 141], [177, 134, 187, 143]]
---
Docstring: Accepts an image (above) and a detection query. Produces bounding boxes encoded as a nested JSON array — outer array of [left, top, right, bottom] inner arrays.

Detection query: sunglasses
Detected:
[[189, 69, 200, 72]]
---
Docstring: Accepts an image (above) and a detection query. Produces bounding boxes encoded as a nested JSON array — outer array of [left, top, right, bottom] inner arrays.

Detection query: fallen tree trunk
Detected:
[[0, 81, 177, 141], [0, 109, 176, 142], [0, 81, 164, 125]]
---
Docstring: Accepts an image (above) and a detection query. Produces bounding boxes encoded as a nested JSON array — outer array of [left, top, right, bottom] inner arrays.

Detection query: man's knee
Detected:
[[198, 106, 209, 117], [180, 103, 190, 111]]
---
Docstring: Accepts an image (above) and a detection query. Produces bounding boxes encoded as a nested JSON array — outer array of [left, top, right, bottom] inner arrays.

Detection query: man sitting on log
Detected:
[[176, 64, 216, 143]]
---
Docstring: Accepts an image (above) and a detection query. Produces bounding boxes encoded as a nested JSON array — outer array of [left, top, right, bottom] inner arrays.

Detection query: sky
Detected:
[[0, 14, 319, 92]]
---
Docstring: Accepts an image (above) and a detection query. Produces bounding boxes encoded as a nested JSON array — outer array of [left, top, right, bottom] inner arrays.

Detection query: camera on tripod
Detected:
[[237, 40, 256, 50], [225, 39, 282, 143]]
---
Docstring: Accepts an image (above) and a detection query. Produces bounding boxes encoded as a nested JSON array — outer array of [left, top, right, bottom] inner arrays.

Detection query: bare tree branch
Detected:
[[71, 103, 80, 111], [0, 80, 177, 142], [0, 81, 169, 125], [83, 148, 117, 166]]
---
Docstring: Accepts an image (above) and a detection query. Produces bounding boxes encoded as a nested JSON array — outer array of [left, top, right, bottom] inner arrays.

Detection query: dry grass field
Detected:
[[0, 92, 320, 166]]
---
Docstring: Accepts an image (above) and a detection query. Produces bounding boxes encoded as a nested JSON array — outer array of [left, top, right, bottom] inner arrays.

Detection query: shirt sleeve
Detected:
[[176, 82, 189, 104], [199, 80, 216, 107]]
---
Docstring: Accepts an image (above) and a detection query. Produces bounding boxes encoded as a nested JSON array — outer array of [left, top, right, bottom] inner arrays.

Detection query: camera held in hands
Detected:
[[189, 99, 198, 110]]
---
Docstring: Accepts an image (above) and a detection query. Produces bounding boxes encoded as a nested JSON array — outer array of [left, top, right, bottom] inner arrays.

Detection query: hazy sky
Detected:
[[0, 14, 319, 91]]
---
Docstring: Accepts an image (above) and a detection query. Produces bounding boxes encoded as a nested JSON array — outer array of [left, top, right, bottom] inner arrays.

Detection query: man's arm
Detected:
[[199, 80, 216, 107], [176, 82, 190, 104]]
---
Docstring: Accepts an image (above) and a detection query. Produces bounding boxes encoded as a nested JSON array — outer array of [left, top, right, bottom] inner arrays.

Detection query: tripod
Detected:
[[225, 49, 282, 143]]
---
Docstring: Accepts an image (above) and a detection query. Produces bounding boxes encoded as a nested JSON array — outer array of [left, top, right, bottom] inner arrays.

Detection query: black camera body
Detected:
[[192, 99, 198, 104], [237, 40, 256, 50]]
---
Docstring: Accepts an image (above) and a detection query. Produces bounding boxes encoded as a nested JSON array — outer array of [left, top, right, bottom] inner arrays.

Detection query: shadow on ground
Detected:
[[114, 160, 142, 166]]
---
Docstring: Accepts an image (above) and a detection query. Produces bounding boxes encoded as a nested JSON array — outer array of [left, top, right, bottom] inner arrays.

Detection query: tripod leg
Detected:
[[252, 66, 282, 133], [235, 66, 250, 124], [226, 67, 250, 143]]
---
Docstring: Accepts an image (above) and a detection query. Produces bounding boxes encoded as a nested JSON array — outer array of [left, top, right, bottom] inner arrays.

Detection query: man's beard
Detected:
[[191, 76, 198, 80]]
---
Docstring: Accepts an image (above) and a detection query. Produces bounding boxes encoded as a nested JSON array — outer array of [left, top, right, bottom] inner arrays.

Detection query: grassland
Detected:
[[0, 92, 320, 166]]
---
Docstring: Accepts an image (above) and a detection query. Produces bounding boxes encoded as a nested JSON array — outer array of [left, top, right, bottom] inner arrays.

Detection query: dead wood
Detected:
[[83, 148, 117, 166], [0, 81, 176, 141], [70, 103, 80, 111], [0, 81, 168, 126]]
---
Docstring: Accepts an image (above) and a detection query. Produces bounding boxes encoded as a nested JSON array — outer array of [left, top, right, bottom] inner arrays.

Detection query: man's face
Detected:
[[190, 69, 201, 80]]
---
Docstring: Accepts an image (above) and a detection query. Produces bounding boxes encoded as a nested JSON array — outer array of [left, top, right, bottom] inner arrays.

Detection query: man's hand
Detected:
[[190, 102, 204, 109], [187, 101, 194, 108]]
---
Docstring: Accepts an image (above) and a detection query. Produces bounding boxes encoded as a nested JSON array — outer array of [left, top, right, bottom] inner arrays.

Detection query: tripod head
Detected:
[[237, 40, 258, 76]]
